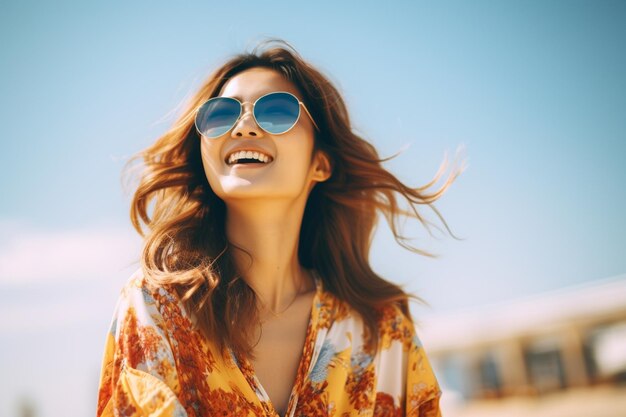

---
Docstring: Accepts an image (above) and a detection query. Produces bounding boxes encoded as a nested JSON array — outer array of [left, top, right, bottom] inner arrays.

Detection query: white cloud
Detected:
[[0, 223, 144, 334], [0, 224, 142, 286], [0, 296, 107, 333]]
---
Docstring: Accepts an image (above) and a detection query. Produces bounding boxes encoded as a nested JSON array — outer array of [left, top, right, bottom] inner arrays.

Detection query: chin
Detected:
[[213, 180, 274, 200]]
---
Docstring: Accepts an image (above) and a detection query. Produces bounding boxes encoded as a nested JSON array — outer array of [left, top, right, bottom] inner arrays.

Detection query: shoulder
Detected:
[[318, 289, 423, 354], [120, 268, 182, 305], [110, 268, 186, 340], [323, 295, 417, 348], [105, 268, 196, 376], [375, 302, 419, 352], [119, 268, 177, 303], [375, 303, 442, 408]]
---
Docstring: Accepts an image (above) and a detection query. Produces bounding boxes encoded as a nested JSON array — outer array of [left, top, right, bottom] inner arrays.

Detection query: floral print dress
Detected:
[[97, 269, 442, 416]]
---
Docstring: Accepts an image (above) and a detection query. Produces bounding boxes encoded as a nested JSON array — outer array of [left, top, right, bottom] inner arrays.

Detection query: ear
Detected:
[[311, 150, 332, 183]]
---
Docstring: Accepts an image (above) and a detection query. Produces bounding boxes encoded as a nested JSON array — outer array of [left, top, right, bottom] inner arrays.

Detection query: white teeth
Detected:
[[227, 150, 272, 165]]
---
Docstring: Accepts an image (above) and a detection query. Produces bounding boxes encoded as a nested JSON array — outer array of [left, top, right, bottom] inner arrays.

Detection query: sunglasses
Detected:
[[194, 91, 319, 139]]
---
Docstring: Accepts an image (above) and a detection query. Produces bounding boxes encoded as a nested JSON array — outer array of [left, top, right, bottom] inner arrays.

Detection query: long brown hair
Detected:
[[128, 39, 462, 359]]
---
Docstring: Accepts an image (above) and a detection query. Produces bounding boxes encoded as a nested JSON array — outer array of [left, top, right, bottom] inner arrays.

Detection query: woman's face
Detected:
[[199, 67, 329, 205]]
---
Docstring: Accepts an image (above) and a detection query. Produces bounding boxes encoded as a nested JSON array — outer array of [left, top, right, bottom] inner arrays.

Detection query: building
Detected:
[[419, 274, 626, 417]]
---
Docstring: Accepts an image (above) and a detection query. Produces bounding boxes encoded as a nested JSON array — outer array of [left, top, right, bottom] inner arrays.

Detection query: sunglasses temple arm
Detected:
[[300, 103, 320, 132]]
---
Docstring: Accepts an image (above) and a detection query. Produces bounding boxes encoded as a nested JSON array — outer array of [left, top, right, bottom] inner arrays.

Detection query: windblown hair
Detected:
[[128, 39, 462, 360]]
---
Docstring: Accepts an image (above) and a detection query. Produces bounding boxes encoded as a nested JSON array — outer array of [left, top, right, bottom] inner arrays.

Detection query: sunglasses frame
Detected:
[[194, 91, 320, 139]]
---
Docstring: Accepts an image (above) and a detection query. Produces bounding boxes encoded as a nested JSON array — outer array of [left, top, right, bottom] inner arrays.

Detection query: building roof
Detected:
[[418, 274, 626, 351]]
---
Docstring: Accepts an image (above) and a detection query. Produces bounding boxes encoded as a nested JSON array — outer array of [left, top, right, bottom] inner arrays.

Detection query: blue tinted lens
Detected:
[[195, 97, 241, 138], [254, 93, 300, 134]]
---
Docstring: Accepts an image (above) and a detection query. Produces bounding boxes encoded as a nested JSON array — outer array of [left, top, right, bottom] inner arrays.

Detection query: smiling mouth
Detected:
[[226, 150, 274, 166]]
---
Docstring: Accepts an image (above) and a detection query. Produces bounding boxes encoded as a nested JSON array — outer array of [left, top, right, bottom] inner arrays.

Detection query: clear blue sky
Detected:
[[1, 1, 625, 416]]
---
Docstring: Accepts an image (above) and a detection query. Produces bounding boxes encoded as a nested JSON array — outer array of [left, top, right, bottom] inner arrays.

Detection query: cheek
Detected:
[[283, 138, 316, 174]]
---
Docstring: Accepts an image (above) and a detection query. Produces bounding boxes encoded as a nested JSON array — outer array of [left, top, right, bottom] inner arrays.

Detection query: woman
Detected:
[[97, 40, 459, 417]]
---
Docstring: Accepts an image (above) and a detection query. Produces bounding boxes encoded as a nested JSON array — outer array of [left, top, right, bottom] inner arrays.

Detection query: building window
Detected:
[[585, 321, 626, 383], [524, 338, 566, 394], [478, 352, 502, 398]]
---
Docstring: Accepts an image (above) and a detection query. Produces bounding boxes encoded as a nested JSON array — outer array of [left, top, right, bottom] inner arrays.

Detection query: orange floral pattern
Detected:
[[97, 269, 442, 416]]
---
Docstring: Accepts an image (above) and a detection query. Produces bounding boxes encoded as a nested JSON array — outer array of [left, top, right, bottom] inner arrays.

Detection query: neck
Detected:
[[225, 198, 314, 315]]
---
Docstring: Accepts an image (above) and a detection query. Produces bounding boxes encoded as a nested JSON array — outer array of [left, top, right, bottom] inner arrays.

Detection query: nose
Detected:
[[231, 103, 264, 138]]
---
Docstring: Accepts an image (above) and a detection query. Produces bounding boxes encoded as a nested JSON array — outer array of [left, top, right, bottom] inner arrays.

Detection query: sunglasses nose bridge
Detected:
[[231, 101, 263, 138], [239, 101, 254, 119]]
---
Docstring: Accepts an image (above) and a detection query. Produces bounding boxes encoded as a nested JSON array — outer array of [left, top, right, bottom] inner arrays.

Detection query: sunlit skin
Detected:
[[200, 66, 331, 309], [199, 67, 332, 415]]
